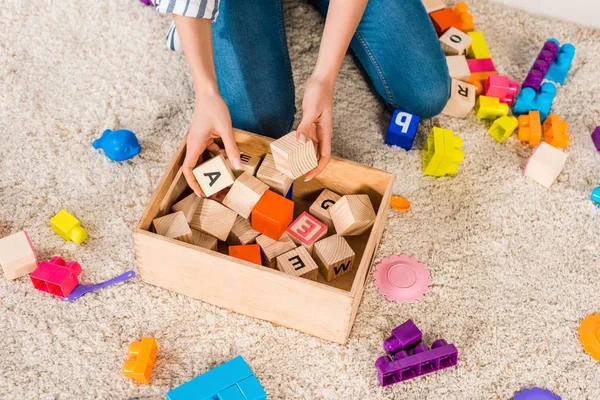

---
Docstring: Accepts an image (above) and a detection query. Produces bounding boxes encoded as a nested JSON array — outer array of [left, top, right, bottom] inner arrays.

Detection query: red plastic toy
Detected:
[[30, 256, 82, 298], [484, 75, 519, 106]]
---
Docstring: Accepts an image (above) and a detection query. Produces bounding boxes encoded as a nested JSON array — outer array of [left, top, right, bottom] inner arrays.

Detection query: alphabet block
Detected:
[[191, 229, 218, 251], [488, 116, 518, 143], [523, 142, 568, 188], [454, 2, 474, 32], [227, 152, 262, 178], [122, 337, 158, 384], [484, 75, 519, 106], [468, 71, 496, 96], [429, 8, 462, 35], [256, 153, 293, 196], [286, 212, 328, 255], [513, 82, 556, 121], [522, 40, 559, 91], [30, 256, 82, 297], [422, 127, 464, 177], [309, 189, 341, 228], [255, 232, 297, 269], [439, 27, 472, 56], [446, 56, 470, 81], [467, 58, 495, 74], [276, 247, 319, 281], [50, 209, 87, 244], [152, 211, 193, 243], [190, 199, 237, 241], [229, 244, 262, 266], [251, 190, 294, 240], [227, 215, 260, 245], [270, 131, 319, 179], [546, 39, 575, 85], [421, 0, 446, 14], [543, 114, 569, 149], [385, 110, 421, 151], [518, 111, 542, 146], [313, 235, 355, 282], [0, 231, 37, 280], [474, 96, 509, 120], [442, 79, 476, 118], [222, 172, 269, 218], [171, 193, 201, 223], [192, 153, 236, 197], [209, 187, 230, 204], [329, 195, 376, 236], [466, 31, 491, 59]]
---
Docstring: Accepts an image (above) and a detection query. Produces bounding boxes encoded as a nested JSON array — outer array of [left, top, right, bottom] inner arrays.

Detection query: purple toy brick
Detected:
[[522, 41, 559, 91], [592, 127, 600, 152], [383, 320, 422, 354], [140, 0, 153, 5]]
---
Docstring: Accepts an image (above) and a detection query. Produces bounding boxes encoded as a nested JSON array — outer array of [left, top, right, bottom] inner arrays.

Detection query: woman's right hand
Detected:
[[182, 92, 241, 197]]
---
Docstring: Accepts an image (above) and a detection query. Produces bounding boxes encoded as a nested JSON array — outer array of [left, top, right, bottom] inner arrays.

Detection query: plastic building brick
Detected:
[[469, 71, 497, 96], [384, 320, 423, 354], [474, 96, 509, 120], [578, 312, 600, 361], [546, 38, 576, 85], [385, 109, 421, 151], [522, 40, 559, 91], [592, 187, 600, 206], [139, 0, 153, 5], [228, 244, 262, 266], [454, 2, 474, 32], [389, 196, 410, 212], [30, 256, 82, 297], [0, 231, 38, 280], [466, 31, 491, 59], [513, 387, 561, 400], [512, 82, 556, 121], [543, 114, 569, 149], [50, 209, 87, 244], [166, 356, 266, 400], [375, 339, 458, 386], [373, 255, 431, 303], [467, 58, 495, 74], [488, 116, 518, 143], [429, 8, 462, 36], [518, 111, 542, 146], [93, 129, 141, 162], [251, 190, 294, 240], [523, 142, 568, 188], [122, 337, 158, 384], [593, 127, 600, 151], [484, 75, 519, 105], [422, 127, 464, 177]]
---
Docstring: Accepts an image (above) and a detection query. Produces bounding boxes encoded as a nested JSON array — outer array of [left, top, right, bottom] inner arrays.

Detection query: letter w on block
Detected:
[[286, 212, 327, 254], [334, 261, 351, 275]]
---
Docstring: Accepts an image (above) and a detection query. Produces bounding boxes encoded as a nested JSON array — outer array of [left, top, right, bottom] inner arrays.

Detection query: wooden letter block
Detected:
[[523, 142, 568, 188], [227, 152, 262, 178], [276, 247, 318, 281], [421, 0, 446, 14], [256, 153, 293, 196], [313, 235, 355, 282], [251, 190, 294, 240], [0, 231, 37, 280], [439, 27, 472, 55], [270, 131, 319, 179], [286, 212, 328, 255], [543, 114, 570, 149], [227, 215, 260, 245], [222, 172, 269, 218], [518, 110, 542, 146], [190, 198, 237, 241], [442, 79, 476, 118], [229, 244, 262, 266], [256, 232, 297, 269], [446, 56, 470, 81], [309, 189, 341, 228], [466, 31, 491, 59], [171, 193, 201, 223], [191, 229, 218, 251], [329, 195, 376, 236], [209, 187, 230, 204], [429, 8, 462, 36], [191, 154, 236, 197], [152, 211, 193, 243]]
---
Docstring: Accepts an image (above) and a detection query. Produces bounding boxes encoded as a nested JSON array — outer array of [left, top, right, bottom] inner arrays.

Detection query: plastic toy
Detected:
[[474, 96, 509, 120], [591, 127, 600, 151], [429, 8, 462, 36], [50, 209, 87, 244], [518, 111, 542, 146], [546, 39, 576, 84], [543, 114, 569, 149], [454, 2, 474, 32], [578, 312, 600, 361], [0, 231, 38, 280], [93, 129, 141, 162], [513, 82, 556, 121], [513, 387, 561, 400], [466, 31, 491, 59], [65, 270, 135, 302], [30, 256, 82, 298], [385, 109, 421, 151], [484, 75, 519, 105], [285, 183, 293, 200], [123, 337, 158, 384], [251, 190, 294, 240], [422, 127, 464, 177], [384, 320, 423, 354], [166, 356, 266, 400], [593, 188, 600, 206], [390, 196, 410, 212], [488, 116, 518, 143], [522, 40, 559, 91], [139, 0, 153, 5], [469, 71, 497, 96], [373, 255, 431, 303], [467, 58, 495, 74]]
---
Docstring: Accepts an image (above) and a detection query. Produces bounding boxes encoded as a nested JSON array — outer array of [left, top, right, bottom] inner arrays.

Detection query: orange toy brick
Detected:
[[251, 190, 294, 240], [228, 244, 262, 266], [429, 8, 462, 36], [123, 337, 158, 384], [454, 2, 475, 32], [543, 114, 570, 149], [518, 111, 542, 146]]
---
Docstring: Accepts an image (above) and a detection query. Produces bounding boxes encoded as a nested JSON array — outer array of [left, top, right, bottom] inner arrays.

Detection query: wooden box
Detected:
[[134, 130, 395, 344]]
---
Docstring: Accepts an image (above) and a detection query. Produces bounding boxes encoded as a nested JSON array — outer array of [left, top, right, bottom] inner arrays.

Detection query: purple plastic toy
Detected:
[[383, 320, 422, 354], [522, 41, 559, 91], [139, 0, 153, 5], [513, 387, 561, 400], [64, 270, 136, 302], [592, 127, 600, 152]]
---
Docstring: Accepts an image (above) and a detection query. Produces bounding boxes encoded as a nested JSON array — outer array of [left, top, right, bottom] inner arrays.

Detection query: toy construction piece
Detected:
[[513, 387, 561, 400], [578, 312, 600, 361], [373, 255, 431, 303], [390, 196, 410, 212]]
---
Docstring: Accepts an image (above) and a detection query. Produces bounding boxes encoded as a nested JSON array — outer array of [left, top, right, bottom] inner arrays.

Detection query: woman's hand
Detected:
[[296, 75, 334, 181], [183, 92, 241, 196]]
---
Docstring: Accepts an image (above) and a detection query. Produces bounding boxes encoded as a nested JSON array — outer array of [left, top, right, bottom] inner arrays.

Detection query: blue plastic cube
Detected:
[[546, 39, 576, 85], [385, 109, 421, 151], [513, 82, 556, 121]]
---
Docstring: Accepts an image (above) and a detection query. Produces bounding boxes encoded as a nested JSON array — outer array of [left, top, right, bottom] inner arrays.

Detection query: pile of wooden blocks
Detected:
[[151, 132, 377, 283]]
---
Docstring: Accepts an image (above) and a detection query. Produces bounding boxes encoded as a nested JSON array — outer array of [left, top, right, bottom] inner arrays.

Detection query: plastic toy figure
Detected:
[[93, 129, 141, 161]]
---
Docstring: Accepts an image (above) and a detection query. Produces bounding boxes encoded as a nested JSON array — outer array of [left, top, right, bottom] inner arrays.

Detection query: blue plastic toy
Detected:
[[546, 39, 576, 85], [513, 82, 556, 121], [592, 187, 600, 206], [166, 356, 266, 400], [285, 184, 293, 200], [93, 129, 141, 162], [385, 109, 421, 151]]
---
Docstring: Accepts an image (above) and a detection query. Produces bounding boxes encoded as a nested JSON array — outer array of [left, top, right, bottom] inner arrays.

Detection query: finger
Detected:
[[305, 120, 332, 181], [206, 142, 222, 156], [183, 136, 208, 197], [305, 154, 331, 181], [296, 110, 317, 144], [218, 125, 242, 171]]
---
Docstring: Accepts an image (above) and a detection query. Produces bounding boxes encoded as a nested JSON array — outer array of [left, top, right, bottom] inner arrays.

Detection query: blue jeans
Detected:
[[208, 0, 449, 138]]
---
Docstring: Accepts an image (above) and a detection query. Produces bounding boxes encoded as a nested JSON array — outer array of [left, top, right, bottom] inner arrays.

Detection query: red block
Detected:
[[30, 256, 82, 297], [484, 75, 519, 105], [429, 8, 462, 36]]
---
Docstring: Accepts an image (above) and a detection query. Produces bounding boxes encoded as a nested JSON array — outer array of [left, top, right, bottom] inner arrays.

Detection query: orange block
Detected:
[[122, 338, 158, 384], [229, 244, 262, 265], [543, 114, 570, 149], [469, 71, 497, 96], [454, 2, 475, 32], [251, 190, 294, 240], [518, 111, 542, 146], [429, 8, 462, 36]]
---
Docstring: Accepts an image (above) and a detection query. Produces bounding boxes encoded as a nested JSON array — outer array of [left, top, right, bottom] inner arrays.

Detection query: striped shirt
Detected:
[[154, 0, 220, 21]]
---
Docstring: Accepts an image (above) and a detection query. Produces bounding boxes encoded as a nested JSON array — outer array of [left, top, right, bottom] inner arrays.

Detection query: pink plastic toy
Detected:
[[484, 75, 519, 105], [30, 256, 82, 298], [373, 255, 431, 303], [467, 58, 495, 73]]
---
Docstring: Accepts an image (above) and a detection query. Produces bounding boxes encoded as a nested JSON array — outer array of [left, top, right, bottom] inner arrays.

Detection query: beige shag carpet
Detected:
[[1, 0, 600, 399]]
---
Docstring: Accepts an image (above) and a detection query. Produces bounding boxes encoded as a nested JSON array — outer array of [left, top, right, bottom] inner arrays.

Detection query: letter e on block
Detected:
[[276, 247, 318, 281], [313, 235, 355, 282], [192, 154, 236, 197], [286, 212, 328, 255]]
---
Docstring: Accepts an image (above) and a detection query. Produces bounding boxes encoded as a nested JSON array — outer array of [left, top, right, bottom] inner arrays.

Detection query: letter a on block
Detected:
[[192, 154, 236, 197]]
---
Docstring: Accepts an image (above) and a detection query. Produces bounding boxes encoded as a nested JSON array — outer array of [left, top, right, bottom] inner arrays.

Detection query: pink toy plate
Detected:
[[373, 255, 431, 303]]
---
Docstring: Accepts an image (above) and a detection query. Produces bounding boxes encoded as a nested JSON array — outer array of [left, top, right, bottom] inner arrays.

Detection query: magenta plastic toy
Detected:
[[522, 40, 559, 91], [383, 320, 422, 354], [30, 256, 82, 298], [592, 127, 600, 152]]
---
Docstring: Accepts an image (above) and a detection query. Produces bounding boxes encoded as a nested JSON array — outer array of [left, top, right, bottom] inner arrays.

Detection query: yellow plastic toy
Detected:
[[578, 313, 600, 361], [488, 116, 518, 143], [50, 209, 87, 244], [466, 31, 491, 59], [422, 127, 464, 177], [475, 96, 509, 120]]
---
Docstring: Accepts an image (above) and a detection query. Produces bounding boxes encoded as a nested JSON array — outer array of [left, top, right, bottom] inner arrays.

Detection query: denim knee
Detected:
[[230, 102, 296, 140], [390, 73, 451, 119]]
